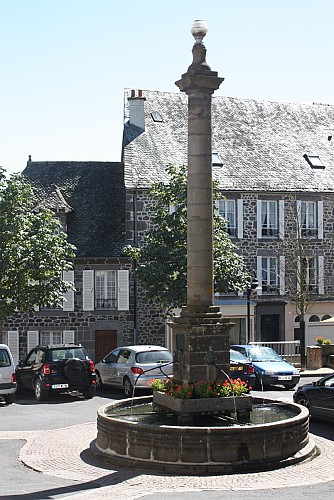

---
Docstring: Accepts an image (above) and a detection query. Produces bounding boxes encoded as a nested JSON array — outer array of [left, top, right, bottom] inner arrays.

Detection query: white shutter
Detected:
[[256, 256, 263, 295], [237, 199, 243, 239], [214, 200, 219, 216], [279, 200, 284, 238], [257, 200, 262, 239], [279, 256, 285, 295], [28, 331, 39, 352], [63, 330, 75, 344], [7, 331, 19, 366], [63, 270, 75, 311], [296, 200, 302, 236], [118, 270, 129, 310], [318, 201, 323, 239], [297, 259, 301, 292], [83, 270, 94, 311], [318, 256, 324, 295]]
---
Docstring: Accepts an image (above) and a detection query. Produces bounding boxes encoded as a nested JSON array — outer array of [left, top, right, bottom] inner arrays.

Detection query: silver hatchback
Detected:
[[95, 345, 173, 397], [0, 344, 17, 405]]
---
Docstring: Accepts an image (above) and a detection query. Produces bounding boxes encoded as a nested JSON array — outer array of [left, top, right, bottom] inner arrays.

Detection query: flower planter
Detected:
[[153, 390, 253, 418]]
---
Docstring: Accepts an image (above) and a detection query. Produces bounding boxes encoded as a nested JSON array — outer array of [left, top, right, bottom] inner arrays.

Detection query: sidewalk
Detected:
[[299, 367, 334, 377]]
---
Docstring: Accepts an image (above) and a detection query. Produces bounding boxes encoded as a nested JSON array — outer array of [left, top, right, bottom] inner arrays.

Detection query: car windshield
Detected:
[[0, 349, 11, 367], [230, 350, 249, 363], [136, 350, 172, 364], [248, 347, 282, 362], [51, 348, 88, 361]]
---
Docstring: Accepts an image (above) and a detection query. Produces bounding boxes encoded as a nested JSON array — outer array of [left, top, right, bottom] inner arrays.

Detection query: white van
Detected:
[[0, 344, 17, 404]]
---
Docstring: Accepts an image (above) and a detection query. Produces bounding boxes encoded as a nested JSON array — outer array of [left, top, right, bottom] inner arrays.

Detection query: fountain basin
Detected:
[[94, 395, 317, 474]]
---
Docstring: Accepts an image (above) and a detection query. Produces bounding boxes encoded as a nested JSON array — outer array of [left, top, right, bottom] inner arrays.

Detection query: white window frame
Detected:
[[83, 269, 129, 311], [297, 200, 323, 239], [217, 198, 243, 238], [261, 256, 279, 294], [257, 200, 278, 238], [95, 270, 117, 309]]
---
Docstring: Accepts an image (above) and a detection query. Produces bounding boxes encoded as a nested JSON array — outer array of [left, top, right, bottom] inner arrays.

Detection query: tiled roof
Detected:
[[123, 89, 334, 192], [23, 161, 125, 258]]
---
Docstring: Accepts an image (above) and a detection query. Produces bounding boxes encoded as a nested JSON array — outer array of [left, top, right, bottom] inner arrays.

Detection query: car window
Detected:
[[324, 376, 334, 387], [51, 348, 87, 361], [36, 350, 46, 363], [249, 347, 282, 362], [230, 350, 249, 363], [117, 350, 132, 363], [105, 350, 119, 363], [26, 350, 38, 364], [0, 348, 11, 367], [136, 350, 172, 364]]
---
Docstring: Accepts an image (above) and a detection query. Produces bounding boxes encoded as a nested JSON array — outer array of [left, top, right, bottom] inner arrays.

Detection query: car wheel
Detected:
[[123, 377, 134, 397], [63, 358, 86, 383], [96, 371, 104, 389], [82, 386, 96, 399], [4, 394, 15, 405], [283, 383, 297, 390], [34, 379, 48, 401], [295, 393, 310, 410]]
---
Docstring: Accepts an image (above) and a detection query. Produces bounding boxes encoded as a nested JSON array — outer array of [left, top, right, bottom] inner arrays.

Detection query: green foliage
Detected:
[[149, 378, 251, 399], [0, 167, 76, 319], [124, 164, 250, 312]]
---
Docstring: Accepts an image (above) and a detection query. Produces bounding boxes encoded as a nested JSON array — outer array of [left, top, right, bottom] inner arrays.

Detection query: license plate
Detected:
[[277, 376, 292, 381], [52, 383, 69, 389], [230, 366, 243, 371]]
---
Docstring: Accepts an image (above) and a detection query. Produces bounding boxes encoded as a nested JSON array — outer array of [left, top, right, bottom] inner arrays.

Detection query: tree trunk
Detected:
[[300, 319, 306, 370]]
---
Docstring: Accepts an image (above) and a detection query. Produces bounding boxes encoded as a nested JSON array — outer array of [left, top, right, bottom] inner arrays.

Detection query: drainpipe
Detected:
[[133, 190, 138, 345]]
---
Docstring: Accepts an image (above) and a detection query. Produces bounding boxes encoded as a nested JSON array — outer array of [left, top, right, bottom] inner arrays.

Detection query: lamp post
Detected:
[[246, 277, 259, 342]]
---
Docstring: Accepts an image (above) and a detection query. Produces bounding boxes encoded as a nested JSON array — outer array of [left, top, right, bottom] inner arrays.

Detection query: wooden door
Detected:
[[95, 330, 117, 363]]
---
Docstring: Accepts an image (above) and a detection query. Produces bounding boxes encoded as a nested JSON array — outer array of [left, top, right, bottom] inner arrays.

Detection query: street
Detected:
[[0, 378, 333, 499]]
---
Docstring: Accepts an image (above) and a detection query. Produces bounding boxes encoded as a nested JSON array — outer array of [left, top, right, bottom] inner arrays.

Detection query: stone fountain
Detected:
[[95, 20, 317, 474]]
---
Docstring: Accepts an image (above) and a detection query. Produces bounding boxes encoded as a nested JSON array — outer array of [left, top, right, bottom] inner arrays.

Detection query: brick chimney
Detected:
[[128, 89, 146, 130]]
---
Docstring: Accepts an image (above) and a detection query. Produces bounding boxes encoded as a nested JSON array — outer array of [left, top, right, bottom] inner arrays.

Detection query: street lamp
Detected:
[[246, 276, 259, 342]]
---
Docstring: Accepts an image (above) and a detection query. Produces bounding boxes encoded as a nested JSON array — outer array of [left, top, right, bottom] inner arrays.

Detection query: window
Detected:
[[261, 257, 278, 293], [151, 111, 163, 122], [217, 199, 237, 237], [95, 270, 117, 309], [300, 201, 317, 237], [309, 315, 320, 322], [303, 154, 325, 169], [301, 256, 318, 292], [260, 201, 278, 237], [212, 152, 223, 165], [40, 331, 62, 345], [322, 315, 331, 321], [83, 270, 129, 311]]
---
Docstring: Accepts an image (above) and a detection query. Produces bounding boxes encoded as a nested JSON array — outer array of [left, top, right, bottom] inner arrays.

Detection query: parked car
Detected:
[[231, 345, 300, 389], [229, 349, 256, 388], [0, 344, 17, 405], [16, 344, 96, 401], [293, 373, 334, 422], [95, 345, 173, 397]]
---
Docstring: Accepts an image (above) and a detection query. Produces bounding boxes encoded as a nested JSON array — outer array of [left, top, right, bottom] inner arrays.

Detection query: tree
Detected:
[[124, 165, 250, 313], [0, 168, 76, 321], [278, 195, 330, 369]]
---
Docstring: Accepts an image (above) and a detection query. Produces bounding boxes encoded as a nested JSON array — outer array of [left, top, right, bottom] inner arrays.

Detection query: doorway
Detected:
[[95, 330, 117, 363], [261, 314, 280, 342]]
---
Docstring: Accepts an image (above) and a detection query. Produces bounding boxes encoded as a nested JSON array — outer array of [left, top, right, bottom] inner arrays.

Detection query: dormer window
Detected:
[[303, 154, 325, 169]]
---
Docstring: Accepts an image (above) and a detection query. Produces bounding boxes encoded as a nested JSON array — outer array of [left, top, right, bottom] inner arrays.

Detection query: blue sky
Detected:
[[1, 0, 333, 174]]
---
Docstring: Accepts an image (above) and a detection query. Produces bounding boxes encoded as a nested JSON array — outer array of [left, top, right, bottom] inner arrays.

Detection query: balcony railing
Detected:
[[95, 298, 117, 309]]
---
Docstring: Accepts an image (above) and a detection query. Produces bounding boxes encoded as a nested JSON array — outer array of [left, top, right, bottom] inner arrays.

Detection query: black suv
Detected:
[[16, 344, 96, 401]]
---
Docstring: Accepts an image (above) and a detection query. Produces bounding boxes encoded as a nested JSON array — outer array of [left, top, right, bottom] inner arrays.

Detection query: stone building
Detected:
[[3, 161, 133, 364], [123, 88, 334, 348]]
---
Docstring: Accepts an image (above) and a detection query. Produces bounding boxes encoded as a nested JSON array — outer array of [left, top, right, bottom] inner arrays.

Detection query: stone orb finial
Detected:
[[190, 20, 208, 44]]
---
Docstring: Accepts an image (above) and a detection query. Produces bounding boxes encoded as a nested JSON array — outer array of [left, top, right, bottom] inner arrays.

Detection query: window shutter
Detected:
[[257, 200, 262, 239], [237, 199, 243, 239], [7, 331, 19, 366], [279, 200, 284, 238], [279, 256, 285, 295], [318, 201, 323, 239], [63, 330, 75, 344], [118, 270, 129, 310], [63, 270, 75, 311], [28, 331, 39, 352], [318, 256, 324, 294], [296, 200, 302, 237], [256, 256, 263, 295], [83, 270, 94, 311]]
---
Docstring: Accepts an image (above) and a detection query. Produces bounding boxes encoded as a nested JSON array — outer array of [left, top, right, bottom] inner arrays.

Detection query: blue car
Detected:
[[231, 345, 300, 390]]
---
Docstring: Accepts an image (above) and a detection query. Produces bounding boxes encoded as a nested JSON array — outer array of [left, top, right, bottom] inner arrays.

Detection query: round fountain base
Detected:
[[94, 395, 317, 475]]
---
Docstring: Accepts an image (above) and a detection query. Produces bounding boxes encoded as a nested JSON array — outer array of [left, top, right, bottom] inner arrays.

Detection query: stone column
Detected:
[[170, 21, 231, 384]]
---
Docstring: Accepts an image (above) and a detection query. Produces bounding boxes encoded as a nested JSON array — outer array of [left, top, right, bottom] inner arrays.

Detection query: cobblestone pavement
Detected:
[[0, 421, 333, 500]]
